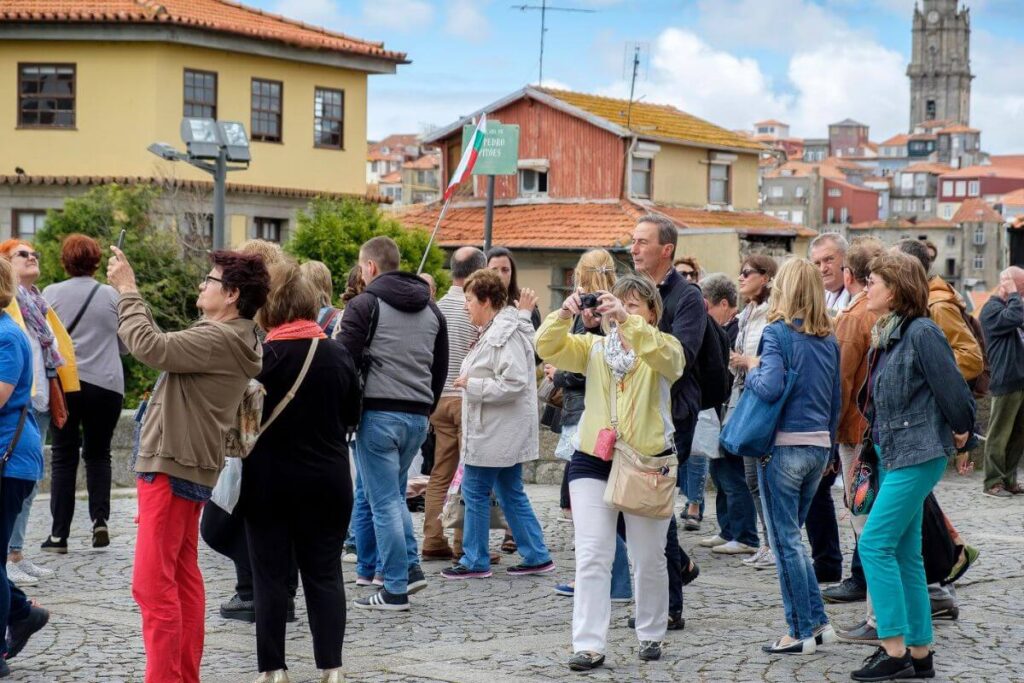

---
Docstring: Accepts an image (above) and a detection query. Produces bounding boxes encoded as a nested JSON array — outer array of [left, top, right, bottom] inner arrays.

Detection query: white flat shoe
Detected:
[[321, 668, 345, 682], [253, 670, 290, 683]]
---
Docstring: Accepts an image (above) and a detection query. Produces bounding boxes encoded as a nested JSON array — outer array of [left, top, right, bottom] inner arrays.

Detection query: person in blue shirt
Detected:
[[0, 257, 50, 677]]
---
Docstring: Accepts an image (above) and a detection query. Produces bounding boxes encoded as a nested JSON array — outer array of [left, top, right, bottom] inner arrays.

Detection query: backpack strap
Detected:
[[65, 282, 102, 335], [2, 403, 30, 468], [261, 338, 319, 432]]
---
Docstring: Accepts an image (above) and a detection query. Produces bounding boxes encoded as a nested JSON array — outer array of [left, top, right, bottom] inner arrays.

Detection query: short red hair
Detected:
[[0, 239, 32, 258], [60, 234, 101, 277]]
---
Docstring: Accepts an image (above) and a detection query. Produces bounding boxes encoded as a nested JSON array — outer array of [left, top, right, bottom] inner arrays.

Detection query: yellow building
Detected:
[[398, 86, 812, 313], [0, 0, 405, 243]]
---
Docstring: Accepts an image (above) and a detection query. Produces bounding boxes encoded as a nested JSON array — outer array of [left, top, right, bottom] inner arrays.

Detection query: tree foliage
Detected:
[[34, 184, 209, 406], [285, 197, 450, 300]]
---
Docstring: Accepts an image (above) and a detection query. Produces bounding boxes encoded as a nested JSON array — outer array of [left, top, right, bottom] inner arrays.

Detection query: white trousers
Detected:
[[570, 477, 671, 654], [838, 442, 874, 626]]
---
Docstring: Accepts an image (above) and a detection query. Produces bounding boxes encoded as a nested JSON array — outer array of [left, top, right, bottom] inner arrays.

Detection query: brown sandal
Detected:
[[501, 535, 517, 554]]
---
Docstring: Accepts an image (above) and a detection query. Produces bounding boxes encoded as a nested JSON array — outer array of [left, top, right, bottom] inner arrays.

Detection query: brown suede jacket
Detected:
[[835, 291, 877, 445], [928, 276, 983, 382]]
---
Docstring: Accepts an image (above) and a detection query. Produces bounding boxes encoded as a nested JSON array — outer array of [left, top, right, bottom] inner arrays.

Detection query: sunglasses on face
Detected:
[[679, 270, 697, 280], [739, 268, 766, 279], [13, 250, 39, 260]]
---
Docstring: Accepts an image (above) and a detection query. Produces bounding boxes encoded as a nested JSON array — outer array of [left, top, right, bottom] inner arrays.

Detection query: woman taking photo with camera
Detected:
[[536, 275, 683, 672]]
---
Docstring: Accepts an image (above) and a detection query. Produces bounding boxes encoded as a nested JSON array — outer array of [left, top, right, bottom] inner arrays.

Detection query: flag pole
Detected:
[[417, 195, 453, 274]]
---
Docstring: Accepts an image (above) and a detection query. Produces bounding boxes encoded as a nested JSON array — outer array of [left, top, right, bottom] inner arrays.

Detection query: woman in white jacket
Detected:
[[441, 270, 554, 580]]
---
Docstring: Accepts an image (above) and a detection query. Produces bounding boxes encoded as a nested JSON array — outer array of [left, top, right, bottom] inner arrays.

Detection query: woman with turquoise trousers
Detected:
[[852, 253, 975, 682]]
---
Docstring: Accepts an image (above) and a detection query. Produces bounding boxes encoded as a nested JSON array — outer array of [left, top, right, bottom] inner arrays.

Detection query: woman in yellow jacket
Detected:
[[536, 275, 683, 673], [0, 240, 79, 585]]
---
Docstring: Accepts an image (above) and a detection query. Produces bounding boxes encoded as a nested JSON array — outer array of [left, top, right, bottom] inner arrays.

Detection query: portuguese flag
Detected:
[[443, 113, 487, 200]]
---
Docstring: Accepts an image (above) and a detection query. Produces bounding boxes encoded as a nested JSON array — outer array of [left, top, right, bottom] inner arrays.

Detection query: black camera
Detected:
[[579, 293, 600, 309]]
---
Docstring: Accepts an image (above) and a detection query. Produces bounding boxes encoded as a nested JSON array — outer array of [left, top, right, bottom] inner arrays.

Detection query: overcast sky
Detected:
[[248, 0, 1024, 152]]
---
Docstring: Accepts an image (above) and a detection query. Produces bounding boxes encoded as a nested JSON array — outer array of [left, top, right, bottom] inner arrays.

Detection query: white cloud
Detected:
[[971, 29, 1024, 153], [696, 0, 856, 51], [362, 0, 434, 32], [446, 0, 491, 42]]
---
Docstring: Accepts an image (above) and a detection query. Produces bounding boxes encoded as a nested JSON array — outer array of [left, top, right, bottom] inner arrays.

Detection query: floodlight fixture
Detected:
[[216, 121, 251, 162], [147, 142, 183, 162], [180, 117, 222, 159]]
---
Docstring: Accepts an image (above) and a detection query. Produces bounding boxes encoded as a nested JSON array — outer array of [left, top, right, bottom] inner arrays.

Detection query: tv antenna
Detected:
[[511, 1, 596, 85], [624, 42, 649, 130]]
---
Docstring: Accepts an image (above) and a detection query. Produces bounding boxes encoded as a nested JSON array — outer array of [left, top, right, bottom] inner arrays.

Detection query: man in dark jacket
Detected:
[[631, 214, 704, 629], [339, 236, 449, 611], [981, 267, 1024, 498]]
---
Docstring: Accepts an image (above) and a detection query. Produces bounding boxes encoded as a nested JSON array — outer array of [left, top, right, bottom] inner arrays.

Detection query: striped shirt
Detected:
[[437, 285, 478, 397]]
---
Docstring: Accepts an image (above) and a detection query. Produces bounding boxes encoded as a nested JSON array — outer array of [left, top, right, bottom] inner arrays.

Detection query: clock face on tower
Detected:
[[928, 10, 940, 24]]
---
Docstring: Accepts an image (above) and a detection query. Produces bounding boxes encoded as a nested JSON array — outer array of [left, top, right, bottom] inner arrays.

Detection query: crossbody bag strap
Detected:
[[2, 403, 31, 467], [261, 338, 319, 432], [65, 282, 102, 335], [609, 372, 618, 434]]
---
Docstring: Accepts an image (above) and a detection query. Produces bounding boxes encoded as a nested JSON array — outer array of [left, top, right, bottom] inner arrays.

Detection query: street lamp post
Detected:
[[148, 118, 251, 250]]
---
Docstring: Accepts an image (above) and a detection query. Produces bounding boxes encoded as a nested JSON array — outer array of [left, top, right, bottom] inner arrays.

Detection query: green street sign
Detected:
[[463, 118, 520, 176]]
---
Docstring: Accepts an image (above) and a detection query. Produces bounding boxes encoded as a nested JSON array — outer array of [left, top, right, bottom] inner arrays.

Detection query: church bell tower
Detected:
[[907, 0, 973, 129]]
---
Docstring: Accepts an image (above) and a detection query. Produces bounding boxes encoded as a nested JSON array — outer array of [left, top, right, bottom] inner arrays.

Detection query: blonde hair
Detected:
[[574, 249, 617, 293], [256, 259, 319, 331], [300, 260, 334, 308], [767, 258, 833, 337], [606, 275, 663, 331], [238, 239, 285, 268], [0, 258, 15, 308]]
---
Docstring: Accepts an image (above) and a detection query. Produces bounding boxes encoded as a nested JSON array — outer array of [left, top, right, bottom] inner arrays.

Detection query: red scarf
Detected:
[[265, 319, 327, 342]]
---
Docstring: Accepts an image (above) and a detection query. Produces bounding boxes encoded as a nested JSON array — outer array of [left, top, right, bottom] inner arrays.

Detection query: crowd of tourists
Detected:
[[0, 218, 1019, 682]]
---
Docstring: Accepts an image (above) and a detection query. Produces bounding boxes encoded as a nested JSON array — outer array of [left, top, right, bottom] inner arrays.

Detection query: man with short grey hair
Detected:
[[422, 247, 488, 560], [810, 233, 850, 314]]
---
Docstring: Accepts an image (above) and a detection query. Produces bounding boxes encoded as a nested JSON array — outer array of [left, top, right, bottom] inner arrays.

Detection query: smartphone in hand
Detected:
[[116, 228, 127, 250]]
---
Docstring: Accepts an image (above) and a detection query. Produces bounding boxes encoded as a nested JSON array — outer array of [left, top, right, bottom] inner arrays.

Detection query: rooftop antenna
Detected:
[[624, 42, 648, 130], [511, 1, 596, 85]]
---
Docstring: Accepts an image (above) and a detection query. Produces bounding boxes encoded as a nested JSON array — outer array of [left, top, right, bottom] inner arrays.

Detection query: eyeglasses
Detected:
[[12, 250, 39, 261], [679, 270, 697, 280], [200, 275, 224, 287], [739, 268, 766, 279]]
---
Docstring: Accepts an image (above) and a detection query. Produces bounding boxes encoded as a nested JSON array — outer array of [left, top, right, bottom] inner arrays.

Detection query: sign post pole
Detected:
[[484, 175, 496, 252]]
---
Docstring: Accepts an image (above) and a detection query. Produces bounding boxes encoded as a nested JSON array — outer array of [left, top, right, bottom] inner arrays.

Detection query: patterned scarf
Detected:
[[603, 324, 637, 380], [16, 285, 63, 370], [870, 312, 905, 350]]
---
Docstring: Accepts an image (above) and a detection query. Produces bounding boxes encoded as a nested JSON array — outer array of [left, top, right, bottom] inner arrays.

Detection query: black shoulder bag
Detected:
[[65, 282, 103, 335], [1, 404, 31, 481]]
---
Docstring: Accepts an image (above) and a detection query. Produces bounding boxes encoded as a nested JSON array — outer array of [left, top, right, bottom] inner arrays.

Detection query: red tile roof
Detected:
[[0, 174, 390, 202], [754, 119, 788, 127], [941, 164, 1024, 180], [379, 172, 402, 184], [1, 0, 406, 62], [938, 124, 979, 134], [968, 291, 993, 315], [880, 133, 910, 147], [952, 198, 1003, 224], [902, 162, 954, 175], [989, 155, 1024, 170], [849, 217, 956, 230], [916, 119, 951, 131], [395, 200, 810, 249], [999, 188, 1024, 207], [764, 160, 844, 180], [402, 155, 439, 170]]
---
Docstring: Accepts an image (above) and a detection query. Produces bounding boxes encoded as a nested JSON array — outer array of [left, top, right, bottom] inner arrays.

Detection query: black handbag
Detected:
[[922, 493, 958, 585]]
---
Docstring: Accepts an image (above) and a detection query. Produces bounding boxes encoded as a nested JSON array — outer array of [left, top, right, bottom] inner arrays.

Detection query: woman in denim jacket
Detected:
[[740, 259, 841, 655], [850, 253, 975, 682]]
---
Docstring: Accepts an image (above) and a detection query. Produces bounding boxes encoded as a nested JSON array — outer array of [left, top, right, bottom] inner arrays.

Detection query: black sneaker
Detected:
[[822, 577, 867, 604], [6, 605, 49, 660], [680, 560, 700, 586], [92, 519, 110, 549], [39, 536, 67, 554], [628, 612, 685, 630], [407, 565, 428, 595], [441, 565, 492, 580], [506, 560, 556, 576], [638, 640, 662, 661], [219, 594, 255, 623], [353, 588, 410, 611], [912, 651, 935, 679], [851, 646, 914, 682], [567, 651, 605, 671]]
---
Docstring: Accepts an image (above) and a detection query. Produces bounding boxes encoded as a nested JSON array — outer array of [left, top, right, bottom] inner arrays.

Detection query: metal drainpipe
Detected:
[[624, 135, 638, 199]]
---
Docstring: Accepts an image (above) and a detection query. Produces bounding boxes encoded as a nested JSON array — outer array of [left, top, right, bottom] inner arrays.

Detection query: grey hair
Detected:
[[450, 246, 487, 281], [896, 238, 933, 274], [809, 232, 849, 256], [636, 214, 679, 257], [699, 272, 738, 308], [611, 274, 664, 326]]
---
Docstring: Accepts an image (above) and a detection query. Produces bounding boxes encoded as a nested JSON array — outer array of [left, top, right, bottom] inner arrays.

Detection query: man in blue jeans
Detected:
[[337, 236, 448, 612]]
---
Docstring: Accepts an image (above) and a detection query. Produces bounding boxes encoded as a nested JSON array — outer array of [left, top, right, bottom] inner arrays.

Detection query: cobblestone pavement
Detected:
[[7, 470, 1022, 682]]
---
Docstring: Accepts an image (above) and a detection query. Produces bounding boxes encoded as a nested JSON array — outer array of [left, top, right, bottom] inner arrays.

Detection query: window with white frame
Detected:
[[777, 210, 790, 221], [955, 180, 967, 197], [770, 185, 783, 198], [901, 173, 914, 192], [973, 254, 984, 270], [968, 180, 980, 197], [941, 204, 954, 219], [791, 209, 804, 224], [923, 198, 932, 212], [828, 187, 842, 197], [12, 209, 47, 239], [908, 199, 917, 212], [827, 207, 835, 223], [973, 225, 985, 245], [630, 157, 651, 198], [840, 207, 849, 223], [942, 181, 954, 196], [795, 185, 805, 198], [253, 217, 285, 243], [708, 162, 730, 204], [893, 199, 903, 212], [519, 169, 549, 196]]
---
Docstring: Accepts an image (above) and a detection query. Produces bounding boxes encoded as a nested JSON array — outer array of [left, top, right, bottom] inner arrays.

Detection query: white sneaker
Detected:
[[754, 548, 777, 570], [742, 545, 769, 566], [342, 552, 357, 564], [699, 534, 727, 548], [712, 541, 757, 555], [6, 561, 39, 585], [18, 557, 54, 578]]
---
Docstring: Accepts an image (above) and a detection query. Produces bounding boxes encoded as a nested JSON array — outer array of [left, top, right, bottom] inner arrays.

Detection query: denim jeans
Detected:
[[757, 445, 831, 640], [610, 534, 631, 600], [683, 454, 709, 511], [459, 463, 551, 571], [353, 411, 428, 594], [708, 453, 758, 547], [9, 409, 49, 553]]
